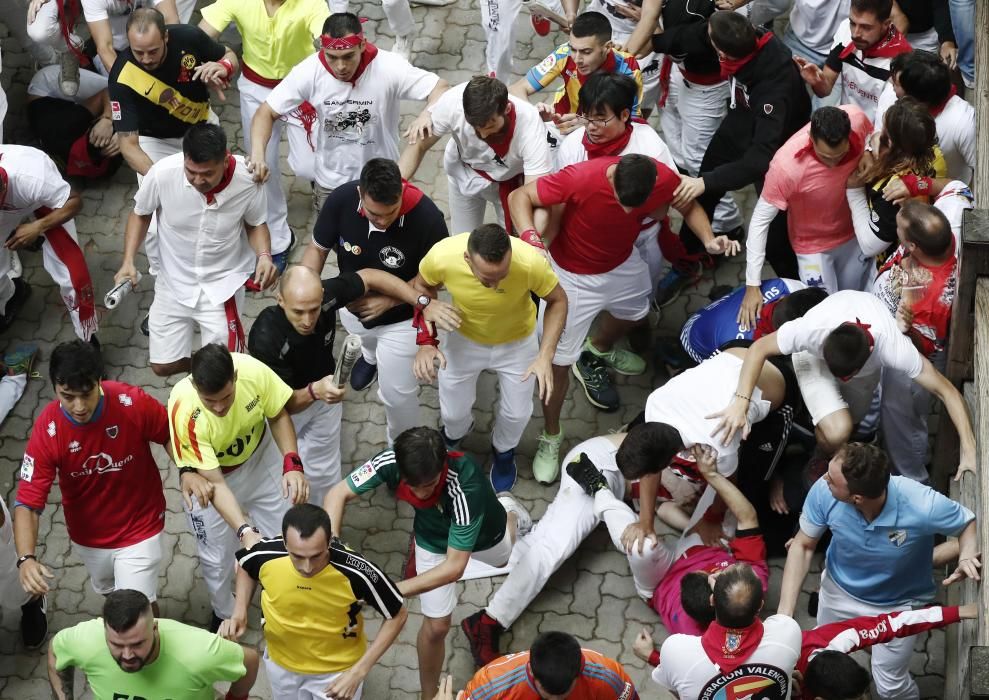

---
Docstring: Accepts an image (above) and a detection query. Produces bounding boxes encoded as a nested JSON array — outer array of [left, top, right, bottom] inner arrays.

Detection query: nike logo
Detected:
[[144, 82, 155, 96]]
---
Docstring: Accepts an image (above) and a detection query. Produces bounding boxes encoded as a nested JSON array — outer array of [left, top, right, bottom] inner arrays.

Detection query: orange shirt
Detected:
[[463, 649, 638, 699]]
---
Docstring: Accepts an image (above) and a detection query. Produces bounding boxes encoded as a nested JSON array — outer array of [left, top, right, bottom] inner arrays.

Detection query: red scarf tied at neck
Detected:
[[483, 102, 517, 159], [319, 41, 379, 86], [930, 84, 957, 117], [700, 619, 766, 673], [203, 153, 236, 204], [840, 25, 911, 60], [359, 180, 425, 220], [719, 32, 774, 80], [396, 453, 462, 509], [582, 123, 633, 158]]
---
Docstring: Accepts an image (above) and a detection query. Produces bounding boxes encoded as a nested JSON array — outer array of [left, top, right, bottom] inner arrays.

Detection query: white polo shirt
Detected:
[[556, 121, 676, 170], [825, 21, 908, 121], [82, 0, 168, 50], [0, 144, 72, 237], [644, 351, 772, 477], [429, 83, 552, 198], [266, 48, 439, 190], [775, 290, 925, 379], [652, 615, 802, 699], [133, 152, 264, 308]]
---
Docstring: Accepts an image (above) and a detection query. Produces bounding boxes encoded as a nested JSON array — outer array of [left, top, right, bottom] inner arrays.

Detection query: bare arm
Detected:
[[301, 241, 330, 274], [508, 78, 538, 99], [114, 211, 153, 286], [327, 607, 409, 698], [48, 645, 75, 700], [247, 103, 281, 181], [228, 647, 259, 698], [88, 19, 117, 75], [14, 505, 55, 596], [267, 407, 300, 456], [537, 284, 567, 362], [396, 546, 471, 597], [777, 529, 819, 616], [399, 134, 441, 181], [692, 445, 758, 530], [507, 180, 546, 235], [324, 479, 362, 536], [709, 333, 782, 446], [623, 0, 663, 57], [118, 132, 155, 175], [637, 472, 661, 532], [913, 359, 976, 479], [156, 0, 178, 22]]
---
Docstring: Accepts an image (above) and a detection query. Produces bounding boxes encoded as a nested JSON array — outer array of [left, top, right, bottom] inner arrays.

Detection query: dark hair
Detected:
[[708, 11, 757, 59], [893, 50, 952, 108], [822, 324, 872, 379], [530, 631, 583, 694], [126, 7, 166, 37], [804, 650, 872, 699], [851, 0, 893, 21], [323, 12, 362, 38], [571, 11, 612, 43], [190, 343, 236, 394], [282, 503, 333, 541], [613, 154, 657, 208], [863, 96, 937, 183], [680, 572, 716, 627], [359, 158, 403, 205], [771, 286, 828, 329], [577, 73, 637, 123], [837, 442, 890, 499], [810, 107, 852, 148], [463, 75, 510, 127], [616, 422, 683, 479], [393, 427, 447, 486], [898, 199, 953, 257], [50, 340, 103, 392], [712, 564, 763, 628], [103, 589, 152, 633], [182, 123, 227, 164], [467, 223, 512, 263]]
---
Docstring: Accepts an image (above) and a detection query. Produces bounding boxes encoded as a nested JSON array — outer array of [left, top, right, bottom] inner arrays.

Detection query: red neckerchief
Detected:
[[719, 31, 773, 80], [845, 317, 875, 351], [358, 180, 425, 220], [203, 154, 236, 204], [318, 42, 379, 86], [582, 123, 633, 158], [794, 129, 864, 166], [700, 619, 765, 673], [839, 25, 910, 60], [483, 102, 517, 160], [930, 85, 958, 117], [0, 160, 7, 210], [395, 453, 461, 509], [754, 299, 777, 339]]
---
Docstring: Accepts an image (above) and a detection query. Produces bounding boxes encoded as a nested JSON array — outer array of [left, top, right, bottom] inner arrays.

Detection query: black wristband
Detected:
[[16, 554, 37, 569], [236, 523, 259, 540], [179, 466, 197, 476]]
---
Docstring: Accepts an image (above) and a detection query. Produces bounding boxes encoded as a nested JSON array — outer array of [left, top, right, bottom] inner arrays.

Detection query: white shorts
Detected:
[[548, 250, 651, 365], [72, 531, 164, 601], [264, 649, 362, 700], [792, 351, 879, 426], [149, 285, 246, 364], [415, 534, 514, 618]]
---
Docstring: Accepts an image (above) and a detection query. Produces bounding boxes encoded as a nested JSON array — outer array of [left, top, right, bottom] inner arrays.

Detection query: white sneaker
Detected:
[[392, 35, 412, 62], [8, 251, 22, 280], [497, 493, 533, 537], [59, 51, 80, 97]]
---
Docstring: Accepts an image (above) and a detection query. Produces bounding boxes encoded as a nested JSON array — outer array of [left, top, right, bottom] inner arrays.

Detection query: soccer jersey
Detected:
[[346, 450, 507, 554], [526, 43, 643, 117], [265, 47, 439, 189], [199, 0, 327, 80], [824, 21, 911, 120], [168, 353, 293, 471], [236, 536, 404, 674], [52, 617, 246, 700], [81, 0, 168, 51], [934, 180, 975, 246], [463, 648, 638, 699], [418, 234, 559, 345], [0, 145, 72, 237], [681, 279, 806, 363], [108, 24, 225, 138], [536, 156, 679, 275], [17, 382, 168, 549]]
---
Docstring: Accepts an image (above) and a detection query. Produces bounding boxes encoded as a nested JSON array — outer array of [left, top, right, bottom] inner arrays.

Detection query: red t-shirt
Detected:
[[536, 156, 679, 274], [17, 381, 169, 548]]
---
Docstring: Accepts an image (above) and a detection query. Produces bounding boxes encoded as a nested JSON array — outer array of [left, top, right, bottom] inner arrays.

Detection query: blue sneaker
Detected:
[[271, 231, 296, 273], [490, 448, 517, 492], [3, 342, 40, 377], [350, 356, 377, 391], [441, 420, 473, 451]]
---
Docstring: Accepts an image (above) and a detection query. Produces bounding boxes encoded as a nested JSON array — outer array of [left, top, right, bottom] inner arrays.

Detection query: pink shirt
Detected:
[[761, 105, 873, 255]]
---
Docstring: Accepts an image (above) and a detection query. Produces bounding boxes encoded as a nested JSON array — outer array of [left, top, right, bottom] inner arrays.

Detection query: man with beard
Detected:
[[47, 589, 258, 699]]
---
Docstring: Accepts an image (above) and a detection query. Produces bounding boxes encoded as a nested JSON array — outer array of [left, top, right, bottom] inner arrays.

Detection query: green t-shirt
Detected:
[[52, 618, 246, 700], [347, 450, 507, 555]]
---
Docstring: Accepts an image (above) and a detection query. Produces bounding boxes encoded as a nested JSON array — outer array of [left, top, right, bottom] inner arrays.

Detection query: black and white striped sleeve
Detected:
[[235, 538, 290, 581], [330, 539, 405, 619]]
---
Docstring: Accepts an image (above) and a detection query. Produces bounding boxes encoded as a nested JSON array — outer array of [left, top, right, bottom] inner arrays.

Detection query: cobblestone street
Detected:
[[0, 2, 951, 697]]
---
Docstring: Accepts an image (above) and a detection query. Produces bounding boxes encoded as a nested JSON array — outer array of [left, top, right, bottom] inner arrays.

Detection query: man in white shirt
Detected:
[[248, 12, 448, 214], [114, 123, 277, 377], [400, 75, 553, 237], [0, 144, 99, 341]]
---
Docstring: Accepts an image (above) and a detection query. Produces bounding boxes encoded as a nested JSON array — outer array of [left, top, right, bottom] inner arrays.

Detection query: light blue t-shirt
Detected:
[[800, 476, 974, 606]]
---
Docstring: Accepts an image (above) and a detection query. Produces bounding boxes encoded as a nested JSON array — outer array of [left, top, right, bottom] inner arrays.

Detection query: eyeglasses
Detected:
[[578, 113, 617, 128]]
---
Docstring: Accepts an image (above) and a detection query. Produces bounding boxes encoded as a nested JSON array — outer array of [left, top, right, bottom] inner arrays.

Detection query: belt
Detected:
[[679, 67, 723, 87], [242, 63, 282, 89]]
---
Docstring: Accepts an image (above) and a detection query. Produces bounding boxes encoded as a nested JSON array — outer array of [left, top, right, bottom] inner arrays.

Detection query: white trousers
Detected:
[[659, 67, 742, 233], [9, 0, 58, 65], [818, 571, 919, 700], [0, 499, 32, 610], [238, 75, 315, 255], [792, 351, 879, 427], [482, 0, 565, 80], [417, 534, 515, 618], [439, 330, 538, 453], [485, 438, 675, 628], [26, 0, 80, 52], [796, 236, 874, 294], [148, 284, 246, 364], [634, 223, 664, 292], [72, 531, 164, 601], [447, 177, 504, 238], [264, 650, 363, 700], [293, 400, 343, 505], [339, 308, 421, 444], [186, 434, 290, 619], [880, 362, 935, 482], [329, 0, 415, 37], [0, 374, 27, 426]]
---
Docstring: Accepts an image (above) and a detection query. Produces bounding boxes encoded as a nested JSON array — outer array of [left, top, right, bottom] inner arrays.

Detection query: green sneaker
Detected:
[[532, 429, 564, 484], [4, 343, 39, 377], [582, 339, 646, 376]]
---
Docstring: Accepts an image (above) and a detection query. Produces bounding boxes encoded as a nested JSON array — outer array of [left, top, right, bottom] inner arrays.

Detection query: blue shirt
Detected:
[[680, 278, 803, 362], [800, 476, 974, 606]]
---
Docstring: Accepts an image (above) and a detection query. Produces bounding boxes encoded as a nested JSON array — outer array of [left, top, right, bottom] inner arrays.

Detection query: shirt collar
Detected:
[[863, 478, 898, 530], [356, 197, 405, 234]]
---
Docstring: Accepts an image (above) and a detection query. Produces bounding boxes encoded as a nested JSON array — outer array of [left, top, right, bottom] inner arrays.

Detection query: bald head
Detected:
[[280, 266, 324, 301], [278, 267, 325, 335], [713, 564, 763, 627]]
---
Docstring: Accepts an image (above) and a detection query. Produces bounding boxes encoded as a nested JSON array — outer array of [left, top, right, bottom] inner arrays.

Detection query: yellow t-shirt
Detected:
[[419, 233, 560, 345], [168, 353, 293, 470], [199, 0, 328, 79]]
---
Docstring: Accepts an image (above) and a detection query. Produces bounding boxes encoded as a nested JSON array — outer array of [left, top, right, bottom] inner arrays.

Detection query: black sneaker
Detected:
[[209, 612, 224, 633], [21, 595, 48, 649], [140, 314, 150, 337], [566, 452, 609, 496], [350, 356, 377, 391], [654, 336, 696, 371], [0, 279, 32, 332], [461, 610, 503, 667], [572, 351, 619, 412]]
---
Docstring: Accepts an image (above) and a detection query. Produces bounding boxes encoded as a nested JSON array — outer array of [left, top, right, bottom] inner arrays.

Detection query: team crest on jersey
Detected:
[[106, 425, 119, 439], [118, 394, 133, 407], [350, 461, 377, 486], [47, 421, 56, 437], [763, 103, 774, 115], [20, 454, 35, 482], [110, 100, 122, 120], [536, 53, 557, 75], [69, 440, 81, 453], [700, 663, 789, 700], [723, 630, 742, 655], [379, 246, 405, 269], [887, 529, 907, 547]]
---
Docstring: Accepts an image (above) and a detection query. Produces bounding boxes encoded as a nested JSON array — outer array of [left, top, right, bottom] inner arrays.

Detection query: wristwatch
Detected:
[[415, 294, 431, 310], [236, 523, 260, 541]]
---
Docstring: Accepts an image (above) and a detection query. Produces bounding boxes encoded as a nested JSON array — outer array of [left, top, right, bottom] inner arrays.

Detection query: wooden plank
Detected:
[[974, 279, 989, 647]]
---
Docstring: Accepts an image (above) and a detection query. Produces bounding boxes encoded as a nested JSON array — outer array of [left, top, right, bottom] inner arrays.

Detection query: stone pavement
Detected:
[[0, 2, 950, 697]]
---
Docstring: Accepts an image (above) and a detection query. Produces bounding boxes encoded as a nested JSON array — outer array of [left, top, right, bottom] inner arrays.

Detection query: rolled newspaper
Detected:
[[104, 272, 142, 309], [334, 334, 363, 388]]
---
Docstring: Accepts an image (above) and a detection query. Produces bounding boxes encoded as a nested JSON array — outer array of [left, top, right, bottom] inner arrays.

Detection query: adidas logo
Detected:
[[758, 442, 773, 452]]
